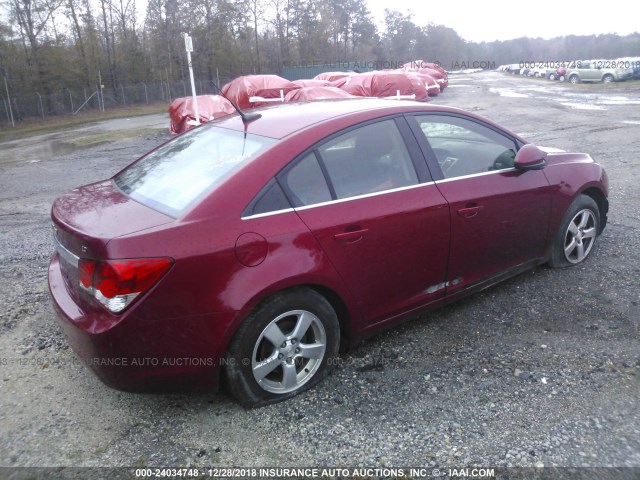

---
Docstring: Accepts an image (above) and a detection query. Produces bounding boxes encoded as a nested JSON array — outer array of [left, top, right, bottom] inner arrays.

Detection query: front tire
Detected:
[[225, 288, 340, 407], [550, 194, 600, 268], [602, 74, 614, 83], [569, 75, 580, 84]]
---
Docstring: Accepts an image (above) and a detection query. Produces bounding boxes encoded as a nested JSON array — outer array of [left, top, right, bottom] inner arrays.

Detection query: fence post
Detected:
[[141, 82, 149, 104], [35, 92, 44, 120], [121, 85, 126, 106], [3, 77, 14, 127], [161, 81, 168, 102], [165, 68, 172, 101], [67, 89, 74, 112]]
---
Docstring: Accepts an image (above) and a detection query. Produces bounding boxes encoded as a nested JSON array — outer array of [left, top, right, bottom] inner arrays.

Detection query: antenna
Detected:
[[211, 79, 262, 124]]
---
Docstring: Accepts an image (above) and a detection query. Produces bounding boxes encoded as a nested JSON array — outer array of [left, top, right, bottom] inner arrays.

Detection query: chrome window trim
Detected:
[[241, 181, 437, 219], [435, 167, 516, 184], [242, 207, 296, 221], [54, 235, 80, 268], [295, 181, 435, 212]]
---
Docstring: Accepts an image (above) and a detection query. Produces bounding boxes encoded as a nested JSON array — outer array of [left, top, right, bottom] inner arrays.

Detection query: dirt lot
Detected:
[[0, 71, 638, 474]]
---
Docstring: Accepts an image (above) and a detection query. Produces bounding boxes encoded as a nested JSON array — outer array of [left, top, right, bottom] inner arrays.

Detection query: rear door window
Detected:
[[317, 119, 419, 199]]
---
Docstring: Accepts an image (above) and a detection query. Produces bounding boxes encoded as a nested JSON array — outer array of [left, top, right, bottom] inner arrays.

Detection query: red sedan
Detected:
[[49, 99, 609, 407]]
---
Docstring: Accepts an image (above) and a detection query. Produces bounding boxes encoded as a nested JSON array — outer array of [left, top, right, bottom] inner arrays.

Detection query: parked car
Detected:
[[545, 68, 559, 80], [284, 86, 354, 102], [168, 95, 235, 134], [402, 61, 449, 91], [528, 66, 548, 77], [616, 57, 640, 79], [505, 64, 522, 75], [49, 99, 609, 407], [565, 59, 633, 84], [221, 74, 299, 109], [553, 66, 567, 81], [339, 71, 429, 100]]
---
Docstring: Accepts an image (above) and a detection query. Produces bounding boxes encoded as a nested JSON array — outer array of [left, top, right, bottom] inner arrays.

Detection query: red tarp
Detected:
[[339, 71, 429, 101], [313, 71, 355, 82], [292, 79, 331, 88], [284, 86, 356, 102], [401, 60, 448, 90], [168, 95, 236, 134], [220, 75, 299, 109], [405, 72, 441, 96], [403, 60, 447, 75]]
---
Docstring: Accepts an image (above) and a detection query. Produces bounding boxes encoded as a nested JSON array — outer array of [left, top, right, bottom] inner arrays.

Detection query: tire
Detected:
[[549, 194, 600, 268], [549, 73, 556, 81], [602, 74, 614, 83], [569, 75, 580, 84], [225, 288, 340, 407]]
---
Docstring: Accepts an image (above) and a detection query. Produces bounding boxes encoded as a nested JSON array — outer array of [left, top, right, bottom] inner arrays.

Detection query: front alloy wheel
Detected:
[[550, 194, 600, 268], [563, 209, 597, 264], [225, 288, 339, 407]]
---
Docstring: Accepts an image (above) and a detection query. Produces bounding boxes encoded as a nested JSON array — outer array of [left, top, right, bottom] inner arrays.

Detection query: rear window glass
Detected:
[[114, 126, 276, 217]]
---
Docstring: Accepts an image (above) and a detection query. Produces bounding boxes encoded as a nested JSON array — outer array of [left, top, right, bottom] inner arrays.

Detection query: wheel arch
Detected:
[[305, 284, 352, 352], [581, 186, 608, 233], [225, 281, 354, 357], [221, 283, 350, 406]]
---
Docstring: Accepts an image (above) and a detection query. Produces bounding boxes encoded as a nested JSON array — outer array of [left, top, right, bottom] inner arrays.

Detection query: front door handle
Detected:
[[334, 228, 369, 244], [457, 204, 484, 218]]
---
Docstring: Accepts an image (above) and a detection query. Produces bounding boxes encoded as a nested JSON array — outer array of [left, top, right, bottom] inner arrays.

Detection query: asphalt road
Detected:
[[0, 71, 638, 475]]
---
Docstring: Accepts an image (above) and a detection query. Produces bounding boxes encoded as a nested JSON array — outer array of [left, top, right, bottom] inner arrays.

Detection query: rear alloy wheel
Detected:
[[225, 288, 339, 407], [569, 75, 580, 84], [549, 73, 556, 80], [602, 74, 614, 83], [550, 194, 600, 268]]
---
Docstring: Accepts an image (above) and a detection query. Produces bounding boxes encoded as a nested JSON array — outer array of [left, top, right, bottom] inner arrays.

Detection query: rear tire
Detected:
[[602, 74, 614, 83], [549, 194, 600, 268], [225, 288, 339, 407], [569, 75, 580, 84]]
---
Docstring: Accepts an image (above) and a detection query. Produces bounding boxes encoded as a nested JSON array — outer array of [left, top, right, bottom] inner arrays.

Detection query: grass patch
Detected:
[[0, 103, 168, 142]]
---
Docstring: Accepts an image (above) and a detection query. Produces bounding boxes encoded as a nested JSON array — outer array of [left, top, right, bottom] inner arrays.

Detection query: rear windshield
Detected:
[[114, 125, 276, 217]]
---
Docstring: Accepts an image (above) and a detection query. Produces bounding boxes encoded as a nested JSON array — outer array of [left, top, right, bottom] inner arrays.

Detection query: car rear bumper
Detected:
[[48, 253, 234, 393]]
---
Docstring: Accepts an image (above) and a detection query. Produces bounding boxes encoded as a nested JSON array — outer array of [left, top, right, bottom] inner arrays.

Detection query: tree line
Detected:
[[1, 0, 639, 119]]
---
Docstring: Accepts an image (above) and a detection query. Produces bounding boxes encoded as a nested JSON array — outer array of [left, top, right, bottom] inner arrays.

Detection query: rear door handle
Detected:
[[457, 205, 484, 218], [334, 228, 369, 244]]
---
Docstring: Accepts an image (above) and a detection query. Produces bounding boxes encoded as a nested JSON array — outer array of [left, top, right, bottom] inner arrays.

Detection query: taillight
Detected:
[[78, 258, 173, 313]]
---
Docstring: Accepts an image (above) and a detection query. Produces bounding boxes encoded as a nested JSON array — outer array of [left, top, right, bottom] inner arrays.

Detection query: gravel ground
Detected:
[[0, 71, 638, 476]]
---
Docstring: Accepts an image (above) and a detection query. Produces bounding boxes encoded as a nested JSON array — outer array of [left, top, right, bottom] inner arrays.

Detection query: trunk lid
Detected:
[[51, 180, 173, 305]]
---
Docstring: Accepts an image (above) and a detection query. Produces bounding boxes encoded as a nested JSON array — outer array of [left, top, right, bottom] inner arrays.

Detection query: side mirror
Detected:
[[514, 144, 546, 171]]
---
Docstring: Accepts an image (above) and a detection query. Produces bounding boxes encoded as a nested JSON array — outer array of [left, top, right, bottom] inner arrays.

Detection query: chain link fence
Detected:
[[1, 79, 232, 126], [1, 60, 373, 126]]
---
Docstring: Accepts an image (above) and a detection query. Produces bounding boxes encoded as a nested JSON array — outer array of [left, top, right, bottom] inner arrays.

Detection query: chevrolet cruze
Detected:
[[49, 99, 609, 407]]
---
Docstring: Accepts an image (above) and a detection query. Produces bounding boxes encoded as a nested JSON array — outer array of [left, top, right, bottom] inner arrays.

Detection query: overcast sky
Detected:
[[365, 0, 640, 43]]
